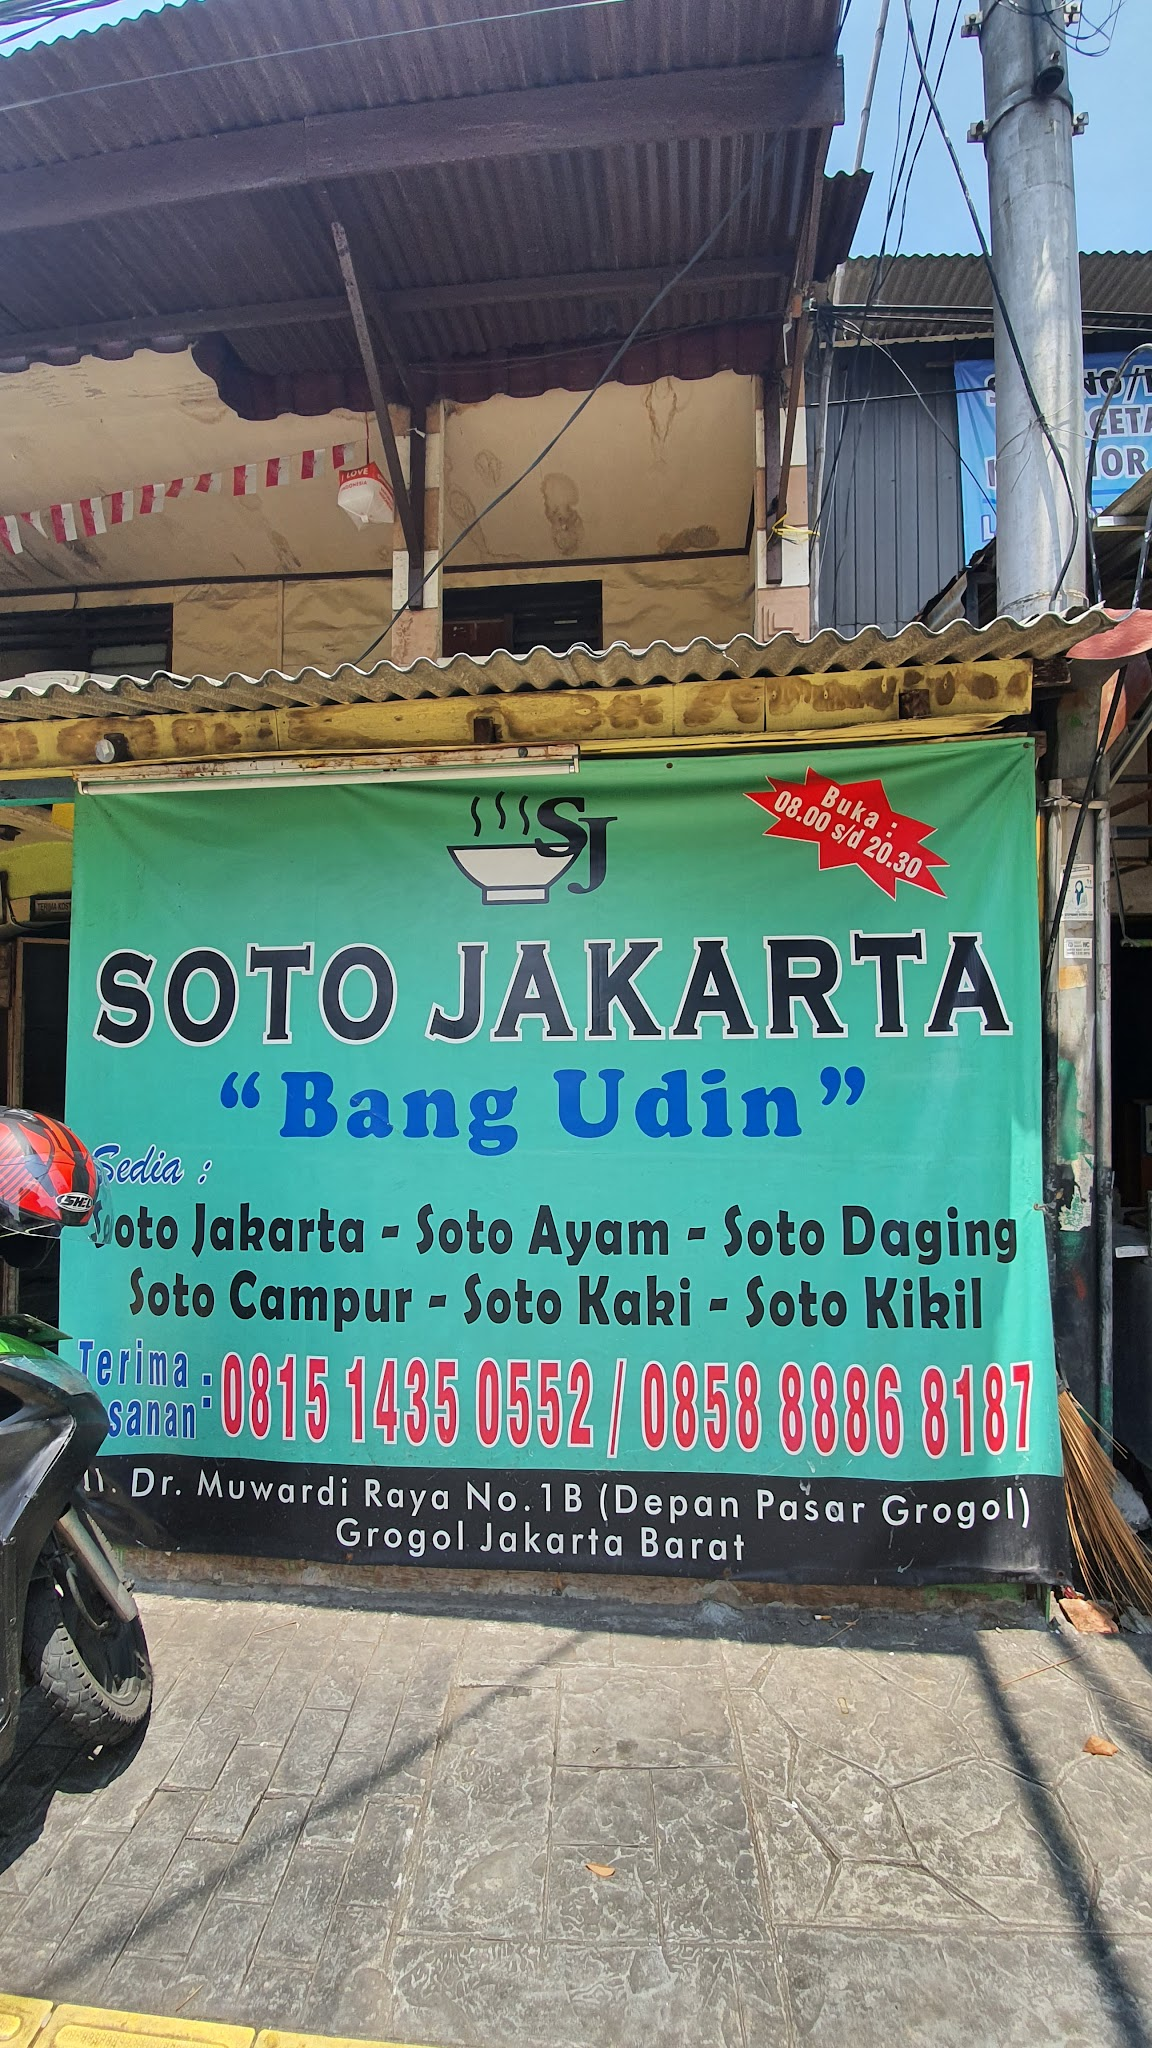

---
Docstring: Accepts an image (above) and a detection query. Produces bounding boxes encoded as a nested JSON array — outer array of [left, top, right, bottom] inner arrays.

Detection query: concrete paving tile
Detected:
[[74, 1730, 187, 1831], [651, 1767, 770, 1942], [164, 1704, 258, 1794], [950, 1658, 1100, 1781], [229, 1956, 319, 2035], [3, 1826, 121, 1945], [335, 1682, 405, 1760], [386, 1937, 749, 2048], [441, 1682, 557, 1765], [359, 1687, 445, 1801], [401, 1760, 550, 1937], [819, 1857, 990, 1927], [191, 1745, 284, 1843], [300, 1743, 382, 1844], [1, 1743, 92, 1838], [558, 1670, 736, 1768], [121, 1833, 231, 1955], [608, 1629, 720, 1670], [308, 1899, 396, 2019], [551, 1766, 656, 1846], [1060, 1750, 1152, 1933], [32, 1883, 153, 2002], [896, 1759, 1085, 1927], [216, 1795, 310, 1904], [790, 1744, 921, 1865], [94, 1953, 190, 2015], [255, 1838, 349, 1963], [718, 1638, 781, 1692], [0, 1931, 61, 1999], [134, 1787, 206, 1838], [0, 1806, 83, 1899], [104, 1818, 183, 1893], [729, 1942, 802, 2047], [544, 1845, 662, 1939], [739, 1646, 976, 1785], [747, 1782, 837, 1924], [245, 1669, 315, 1748], [182, 1894, 271, 1998], [780, 1928, 1143, 2045], [306, 1633, 379, 1712], [338, 1796, 419, 1908], [269, 1710, 345, 1797], [456, 1619, 610, 1687], [299, 1961, 401, 2043]]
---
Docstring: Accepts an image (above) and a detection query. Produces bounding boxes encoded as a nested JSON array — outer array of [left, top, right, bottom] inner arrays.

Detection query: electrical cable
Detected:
[[349, 138, 769, 669], [1083, 341, 1152, 602], [900, 0, 1082, 608], [984, 0, 1125, 56], [0, 0, 632, 94], [813, 16, 924, 547], [817, 0, 959, 593], [836, 314, 998, 521], [1041, 662, 1126, 997], [1042, 457, 1152, 989]]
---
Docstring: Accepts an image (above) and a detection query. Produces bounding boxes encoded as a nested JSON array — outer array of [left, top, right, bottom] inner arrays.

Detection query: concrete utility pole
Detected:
[[976, 0, 1108, 1420], [977, 0, 1086, 618]]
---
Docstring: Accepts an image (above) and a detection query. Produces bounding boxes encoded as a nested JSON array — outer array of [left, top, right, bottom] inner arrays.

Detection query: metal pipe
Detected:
[[328, 217, 423, 582], [1094, 801, 1114, 1434], [853, 0, 892, 174], [979, 0, 1086, 616], [808, 334, 834, 631]]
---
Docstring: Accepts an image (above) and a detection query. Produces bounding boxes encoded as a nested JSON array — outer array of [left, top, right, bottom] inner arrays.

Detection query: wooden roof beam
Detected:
[[0, 260, 793, 367], [0, 58, 843, 237]]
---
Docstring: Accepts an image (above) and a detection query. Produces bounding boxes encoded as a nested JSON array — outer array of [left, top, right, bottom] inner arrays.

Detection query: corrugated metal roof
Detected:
[[0, 0, 862, 406], [0, 609, 1115, 720], [834, 252, 1152, 342]]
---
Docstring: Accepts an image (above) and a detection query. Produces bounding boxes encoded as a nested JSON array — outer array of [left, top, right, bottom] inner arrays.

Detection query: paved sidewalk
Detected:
[[3, 1584, 1152, 2047]]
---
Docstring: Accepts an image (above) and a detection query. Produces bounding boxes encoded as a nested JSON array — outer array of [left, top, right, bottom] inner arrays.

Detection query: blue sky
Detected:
[[7, 0, 1147, 257], [829, 0, 1146, 254]]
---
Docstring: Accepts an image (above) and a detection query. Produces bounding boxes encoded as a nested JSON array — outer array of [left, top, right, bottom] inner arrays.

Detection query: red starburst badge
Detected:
[[746, 769, 947, 898]]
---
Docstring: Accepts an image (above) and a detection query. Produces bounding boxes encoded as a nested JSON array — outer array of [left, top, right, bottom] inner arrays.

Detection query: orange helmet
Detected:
[[0, 1108, 98, 1238]]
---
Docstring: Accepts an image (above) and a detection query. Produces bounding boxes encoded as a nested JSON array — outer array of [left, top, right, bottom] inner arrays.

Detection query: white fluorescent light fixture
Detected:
[[75, 742, 579, 795]]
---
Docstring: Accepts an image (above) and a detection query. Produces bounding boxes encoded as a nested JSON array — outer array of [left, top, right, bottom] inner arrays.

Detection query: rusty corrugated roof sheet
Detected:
[[0, 0, 860, 407], [835, 251, 1152, 342], [0, 608, 1115, 720]]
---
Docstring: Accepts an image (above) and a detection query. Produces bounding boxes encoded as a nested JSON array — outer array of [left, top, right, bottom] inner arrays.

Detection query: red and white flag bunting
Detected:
[[0, 442, 357, 557]]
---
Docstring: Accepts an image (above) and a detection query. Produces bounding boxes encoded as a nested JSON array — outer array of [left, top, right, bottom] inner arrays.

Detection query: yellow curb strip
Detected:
[[0, 1997, 53, 2048], [258, 2034, 440, 2048], [4, 2005, 437, 2048], [42, 2012, 253, 2048]]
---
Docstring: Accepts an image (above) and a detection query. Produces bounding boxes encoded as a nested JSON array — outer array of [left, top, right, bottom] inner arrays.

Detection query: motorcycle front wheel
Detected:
[[23, 1535, 152, 1746]]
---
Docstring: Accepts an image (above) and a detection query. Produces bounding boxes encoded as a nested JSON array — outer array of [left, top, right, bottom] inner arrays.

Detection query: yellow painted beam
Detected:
[[0, 662, 1031, 778]]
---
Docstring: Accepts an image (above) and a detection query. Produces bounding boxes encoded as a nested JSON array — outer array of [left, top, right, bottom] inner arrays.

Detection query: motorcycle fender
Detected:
[[55, 1506, 139, 1626]]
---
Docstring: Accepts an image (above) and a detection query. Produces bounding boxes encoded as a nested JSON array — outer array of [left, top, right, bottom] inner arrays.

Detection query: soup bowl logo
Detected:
[[448, 792, 615, 904]]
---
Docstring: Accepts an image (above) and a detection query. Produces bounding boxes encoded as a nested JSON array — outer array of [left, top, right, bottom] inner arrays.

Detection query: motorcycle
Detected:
[[0, 1110, 151, 1767], [0, 1321, 152, 1767]]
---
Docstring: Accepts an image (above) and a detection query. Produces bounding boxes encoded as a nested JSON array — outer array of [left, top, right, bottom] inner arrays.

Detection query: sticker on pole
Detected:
[[747, 768, 948, 897]]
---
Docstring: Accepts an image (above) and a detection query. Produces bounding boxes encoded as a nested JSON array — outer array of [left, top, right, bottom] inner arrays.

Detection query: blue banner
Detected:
[[955, 353, 1152, 559]]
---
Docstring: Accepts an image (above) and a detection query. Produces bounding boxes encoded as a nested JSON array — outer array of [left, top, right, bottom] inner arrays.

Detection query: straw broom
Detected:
[[1059, 1387, 1152, 1615]]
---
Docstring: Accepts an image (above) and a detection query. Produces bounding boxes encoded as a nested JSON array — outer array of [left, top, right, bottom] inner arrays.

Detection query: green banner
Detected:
[[61, 738, 1067, 1581]]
